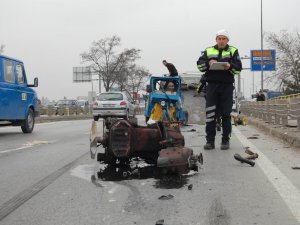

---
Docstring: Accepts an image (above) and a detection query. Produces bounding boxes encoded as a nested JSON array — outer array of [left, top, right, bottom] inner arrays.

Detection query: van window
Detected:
[[4, 60, 15, 83], [16, 64, 25, 84]]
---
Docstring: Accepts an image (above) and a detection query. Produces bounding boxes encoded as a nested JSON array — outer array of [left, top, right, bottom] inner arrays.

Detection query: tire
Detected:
[[93, 116, 99, 121], [21, 108, 35, 133]]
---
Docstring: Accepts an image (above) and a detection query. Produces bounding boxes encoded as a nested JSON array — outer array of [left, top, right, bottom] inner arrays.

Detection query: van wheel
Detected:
[[93, 116, 99, 121], [21, 108, 35, 133]]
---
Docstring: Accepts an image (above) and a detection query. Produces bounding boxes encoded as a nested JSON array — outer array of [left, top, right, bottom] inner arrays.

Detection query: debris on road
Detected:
[[188, 184, 193, 190], [291, 167, 300, 170], [245, 149, 259, 160], [23, 140, 50, 146], [91, 117, 202, 175], [182, 129, 196, 132], [155, 219, 165, 225], [247, 136, 259, 139], [158, 194, 174, 200], [234, 153, 255, 167]]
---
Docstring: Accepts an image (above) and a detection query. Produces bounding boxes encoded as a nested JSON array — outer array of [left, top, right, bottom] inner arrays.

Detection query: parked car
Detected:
[[92, 91, 135, 121], [0, 55, 39, 133], [78, 100, 89, 109], [55, 99, 81, 115]]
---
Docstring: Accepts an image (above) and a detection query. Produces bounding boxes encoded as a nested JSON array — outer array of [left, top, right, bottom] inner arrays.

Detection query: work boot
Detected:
[[216, 123, 221, 131], [220, 138, 230, 150], [204, 142, 215, 150]]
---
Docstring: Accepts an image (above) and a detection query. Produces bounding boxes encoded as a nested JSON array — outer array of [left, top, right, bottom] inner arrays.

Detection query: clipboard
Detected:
[[209, 62, 227, 70]]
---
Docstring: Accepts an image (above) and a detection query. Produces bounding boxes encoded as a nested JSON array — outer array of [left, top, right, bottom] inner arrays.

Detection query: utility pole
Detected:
[[99, 77, 101, 93], [260, 0, 264, 91]]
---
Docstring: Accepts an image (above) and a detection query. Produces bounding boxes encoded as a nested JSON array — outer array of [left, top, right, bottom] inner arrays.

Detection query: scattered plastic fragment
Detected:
[[158, 194, 174, 200], [292, 167, 300, 170], [155, 219, 164, 225]]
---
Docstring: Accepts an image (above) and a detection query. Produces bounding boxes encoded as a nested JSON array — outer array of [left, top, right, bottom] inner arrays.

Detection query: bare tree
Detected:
[[265, 31, 300, 93], [127, 65, 151, 95], [0, 44, 5, 54], [81, 35, 140, 92]]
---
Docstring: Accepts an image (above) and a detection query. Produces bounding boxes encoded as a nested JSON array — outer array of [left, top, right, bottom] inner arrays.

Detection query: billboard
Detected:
[[73, 67, 92, 82], [250, 50, 276, 71]]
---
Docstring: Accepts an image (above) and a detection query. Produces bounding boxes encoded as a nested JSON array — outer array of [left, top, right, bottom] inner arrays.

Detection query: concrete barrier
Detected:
[[240, 93, 300, 148]]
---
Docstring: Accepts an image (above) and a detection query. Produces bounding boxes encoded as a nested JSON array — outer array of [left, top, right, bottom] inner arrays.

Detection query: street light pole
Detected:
[[260, 0, 264, 91], [99, 77, 101, 93], [252, 71, 255, 93]]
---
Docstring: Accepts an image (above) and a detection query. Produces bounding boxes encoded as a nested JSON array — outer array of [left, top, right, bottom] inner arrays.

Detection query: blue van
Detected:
[[0, 55, 39, 133]]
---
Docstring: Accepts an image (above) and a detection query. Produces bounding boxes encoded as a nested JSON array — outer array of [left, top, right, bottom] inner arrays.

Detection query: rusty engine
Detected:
[[90, 118, 202, 175]]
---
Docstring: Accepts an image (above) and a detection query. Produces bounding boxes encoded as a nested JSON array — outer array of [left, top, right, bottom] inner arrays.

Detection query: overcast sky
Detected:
[[1, 0, 300, 100]]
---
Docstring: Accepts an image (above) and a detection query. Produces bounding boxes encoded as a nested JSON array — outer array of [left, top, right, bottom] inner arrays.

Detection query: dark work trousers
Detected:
[[205, 82, 234, 142]]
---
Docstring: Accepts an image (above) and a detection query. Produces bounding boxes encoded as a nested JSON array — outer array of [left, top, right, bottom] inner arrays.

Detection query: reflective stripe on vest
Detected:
[[206, 46, 237, 59]]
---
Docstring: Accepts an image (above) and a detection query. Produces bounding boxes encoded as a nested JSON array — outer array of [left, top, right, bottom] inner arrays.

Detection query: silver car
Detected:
[[92, 91, 135, 121]]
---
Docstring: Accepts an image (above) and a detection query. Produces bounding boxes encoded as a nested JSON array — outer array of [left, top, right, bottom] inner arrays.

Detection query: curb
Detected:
[[246, 117, 300, 148]]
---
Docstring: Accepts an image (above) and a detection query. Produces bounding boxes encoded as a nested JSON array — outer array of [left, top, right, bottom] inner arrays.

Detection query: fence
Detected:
[[240, 93, 300, 130], [38, 106, 93, 117], [38, 105, 145, 117]]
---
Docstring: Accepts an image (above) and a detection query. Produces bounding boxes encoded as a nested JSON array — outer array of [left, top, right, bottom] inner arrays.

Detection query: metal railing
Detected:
[[38, 105, 145, 117], [240, 93, 300, 130]]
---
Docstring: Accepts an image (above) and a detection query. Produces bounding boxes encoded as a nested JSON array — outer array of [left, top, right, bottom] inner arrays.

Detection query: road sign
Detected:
[[73, 67, 91, 82], [250, 50, 276, 71]]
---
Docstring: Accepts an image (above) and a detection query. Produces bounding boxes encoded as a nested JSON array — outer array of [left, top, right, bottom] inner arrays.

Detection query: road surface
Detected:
[[0, 117, 300, 225]]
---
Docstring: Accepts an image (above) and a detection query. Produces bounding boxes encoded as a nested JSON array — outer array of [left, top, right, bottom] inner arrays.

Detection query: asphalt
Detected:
[[0, 117, 300, 225]]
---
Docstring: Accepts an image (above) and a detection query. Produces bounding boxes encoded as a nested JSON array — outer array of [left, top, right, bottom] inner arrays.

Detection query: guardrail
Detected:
[[240, 93, 300, 130], [38, 106, 145, 117], [38, 106, 93, 116]]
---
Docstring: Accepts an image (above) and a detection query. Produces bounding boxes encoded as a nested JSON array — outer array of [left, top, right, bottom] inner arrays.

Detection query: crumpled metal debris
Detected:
[[245, 149, 259, 160], [247, 136, 259, 139], [234, 153, 255, 167], [155, 219, 164, 225], [292, 167, 300, 170], [158, 194, 174, 200]]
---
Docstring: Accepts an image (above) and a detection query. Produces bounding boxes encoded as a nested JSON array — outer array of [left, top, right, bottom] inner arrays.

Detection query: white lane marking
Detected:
[[0, 146, 32, 154], [233, 127, 300, 223], [36, 121, 74, 126], [0, 140, 56, 154]]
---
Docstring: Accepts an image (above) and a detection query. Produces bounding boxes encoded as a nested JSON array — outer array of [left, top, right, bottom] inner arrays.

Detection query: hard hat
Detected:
[[216, 29, 229, 40]]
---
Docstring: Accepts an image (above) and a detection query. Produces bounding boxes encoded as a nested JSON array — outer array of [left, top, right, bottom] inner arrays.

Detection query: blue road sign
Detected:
[[251, 50, 276, 71]]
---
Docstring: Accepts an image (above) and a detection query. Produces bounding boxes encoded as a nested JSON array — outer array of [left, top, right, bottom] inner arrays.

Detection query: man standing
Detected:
[[162, 60, 178, 76], [256, 90, 266, 101], [197, 29, 242, 150]]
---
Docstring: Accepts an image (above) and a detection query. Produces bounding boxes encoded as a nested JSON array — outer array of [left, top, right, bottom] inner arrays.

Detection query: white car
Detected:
[[92, 91, 135, 121], [78, 100, 89, 109]]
